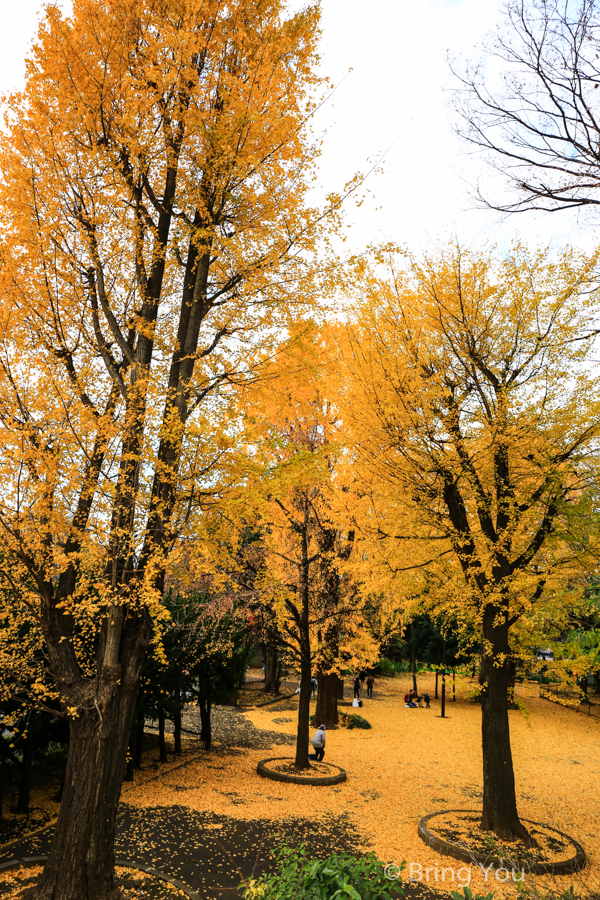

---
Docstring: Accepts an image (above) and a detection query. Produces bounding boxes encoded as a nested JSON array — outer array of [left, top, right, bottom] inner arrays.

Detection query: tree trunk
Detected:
[[124, 703, 142, 782], [294, 636, 312, 770], [26, 685, 138, 900], [294, 509, 312, 771], [158, 707, 167, 763], [263, 640, 280, 694], [174, 708, 182, 755], [16, 729, 32, 814], [199, 695, 212, 751], [315, 672, 340, 727], [435, 670, 438, 699], [480, 604, 530, 842], [411, 621, 418, 692], [133, 713, 144, 770]]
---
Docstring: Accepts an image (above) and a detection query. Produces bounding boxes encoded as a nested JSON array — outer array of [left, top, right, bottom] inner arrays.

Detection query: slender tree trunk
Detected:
[[133, 713, 144, 770], [435, 670, 438, 699], [26, 682, 139, 900], [480, 604, 530, 842], [411, 621, 418, 692], [124, 703, 142, 782], [199, 695, 212, 750], [294, 508, 312, 771], [16, 729, 32, 815], [315, 673, 340, 727], [174, 708, 182, 755], [158, 707, 167, 763]]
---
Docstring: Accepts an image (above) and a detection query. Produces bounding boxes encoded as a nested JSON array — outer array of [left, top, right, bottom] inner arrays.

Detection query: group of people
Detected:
[[353, 671, 375, 699], [404, 689, 430, 708]]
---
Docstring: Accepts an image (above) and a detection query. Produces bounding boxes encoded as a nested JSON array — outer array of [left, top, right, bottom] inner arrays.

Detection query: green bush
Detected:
[[378, 657, 396, 677], [338, 712, 372, 730], [241, 844, 404, 900]]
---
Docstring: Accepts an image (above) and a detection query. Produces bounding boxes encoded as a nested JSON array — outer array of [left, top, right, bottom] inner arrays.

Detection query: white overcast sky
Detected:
[[0, 0, 596, 255]]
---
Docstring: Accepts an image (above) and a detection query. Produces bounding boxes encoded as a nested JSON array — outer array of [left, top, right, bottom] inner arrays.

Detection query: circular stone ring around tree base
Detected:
[[418, 810, 586, 875], [257, 757, 347, 785]]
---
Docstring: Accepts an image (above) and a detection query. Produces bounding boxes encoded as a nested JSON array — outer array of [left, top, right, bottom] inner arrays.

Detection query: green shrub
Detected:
[[378, 657, 396, 677], [241, 844, 404, 900], [339, 712, 372, 730], [450, 888, 495, 900]]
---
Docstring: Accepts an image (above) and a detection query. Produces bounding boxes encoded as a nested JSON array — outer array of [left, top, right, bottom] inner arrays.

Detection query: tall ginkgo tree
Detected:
[[0, 1, 339, 897], [339, 242, 600, 841], [228, 324, 376, 767]]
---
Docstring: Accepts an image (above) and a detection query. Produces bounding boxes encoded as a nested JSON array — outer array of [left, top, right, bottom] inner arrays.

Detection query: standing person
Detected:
[[310, 676, 317, 699], [423, 692, 431, 708], [359, 670, 366, 690], [312, 725, 326, 761], [353, 674, 361, 699], [366, 674, 375, 698]]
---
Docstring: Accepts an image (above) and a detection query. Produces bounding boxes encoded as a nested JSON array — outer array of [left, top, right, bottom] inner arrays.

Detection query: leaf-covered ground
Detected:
[[2, 672, 599, 898], [125, 672, 600, 897]]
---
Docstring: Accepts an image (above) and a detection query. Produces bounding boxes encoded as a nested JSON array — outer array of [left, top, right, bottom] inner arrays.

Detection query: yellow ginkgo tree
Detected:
[[0, 0, 338, 896], [339, 241, 600, 841]]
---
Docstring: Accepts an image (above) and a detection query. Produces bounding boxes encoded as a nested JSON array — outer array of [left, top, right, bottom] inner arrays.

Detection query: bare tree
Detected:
[[453, 0, 600, 215]]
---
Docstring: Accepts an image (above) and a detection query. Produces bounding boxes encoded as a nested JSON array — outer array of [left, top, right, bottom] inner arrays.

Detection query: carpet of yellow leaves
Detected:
[[122, 672, 600, 898]]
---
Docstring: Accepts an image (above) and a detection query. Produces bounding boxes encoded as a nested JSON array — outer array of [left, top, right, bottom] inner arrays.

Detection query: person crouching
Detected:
[[312, 724, 326, 761]]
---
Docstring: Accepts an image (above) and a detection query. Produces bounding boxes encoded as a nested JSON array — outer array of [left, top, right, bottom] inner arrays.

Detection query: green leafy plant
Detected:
[[338, 712, 372, 730], [450, 888, 495, 900], [241, 843, 404, 900]]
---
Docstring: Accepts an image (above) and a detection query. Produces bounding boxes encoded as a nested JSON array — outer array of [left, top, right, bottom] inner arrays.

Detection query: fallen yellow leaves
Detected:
[[122, 672, 600, 897]]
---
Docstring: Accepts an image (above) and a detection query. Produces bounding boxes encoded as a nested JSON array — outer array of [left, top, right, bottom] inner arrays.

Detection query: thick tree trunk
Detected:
[[263, 640, 280, 694], [315, 672, 339, 727], [16, 730, 32, 814], [480, 604, 530, 842], [27, 683, 138, 900]]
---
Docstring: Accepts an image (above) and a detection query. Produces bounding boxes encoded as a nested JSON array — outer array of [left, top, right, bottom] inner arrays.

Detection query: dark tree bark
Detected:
[[16, 729, 32, 815], [294, 500, 312, 771], [26, 676, 141, 900], [124, 703, 142, 782], [199, 696, 212, 751], [263, 638, 281, 694], [174, 709, 182, 755], [133, 713, 145, 770], [479, 604, 530, 842], [158, 707, 167, 763], [315, 672, 340, 727], [411, 621, 418, 693]]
